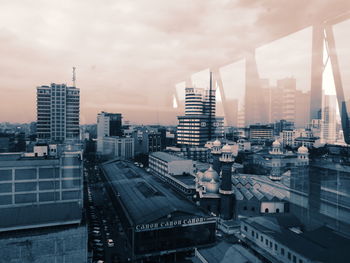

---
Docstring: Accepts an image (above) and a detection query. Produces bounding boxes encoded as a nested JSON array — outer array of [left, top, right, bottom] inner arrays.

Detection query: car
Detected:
[[93, 239, 101, 243], [92, 230, 101, 236], [107, 239, 114, 247], [96, 247, 104, 252], [94, 242, 103, 247]]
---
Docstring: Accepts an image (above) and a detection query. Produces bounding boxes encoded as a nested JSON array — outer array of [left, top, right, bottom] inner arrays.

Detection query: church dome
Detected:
[[202, 165, 219, 182], [298, 145, 308, 154], [206, 178, 219, 194], [221, 144, 231, 153], [213, 139, 221, 147]]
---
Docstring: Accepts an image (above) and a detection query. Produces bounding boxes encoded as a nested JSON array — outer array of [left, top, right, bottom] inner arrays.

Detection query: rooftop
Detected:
[[150, 151, 189, 163], [193, 242, 262, 263], [244, 215, 350, 263], [101, 160, 209, 226]]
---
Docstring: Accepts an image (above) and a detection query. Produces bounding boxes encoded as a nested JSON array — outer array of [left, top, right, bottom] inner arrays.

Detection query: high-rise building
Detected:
[[96, 112, 122, 153], [321, 95, 337, 144], [36, 83, 80, 142], [177, 80, 224, 146]]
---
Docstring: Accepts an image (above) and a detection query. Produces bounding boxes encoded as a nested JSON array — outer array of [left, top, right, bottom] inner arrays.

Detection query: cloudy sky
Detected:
[[0, 0, 349, 124]]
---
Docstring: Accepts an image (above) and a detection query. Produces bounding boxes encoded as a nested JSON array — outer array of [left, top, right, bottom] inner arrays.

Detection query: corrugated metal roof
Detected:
[[102, 160, 208, 225]]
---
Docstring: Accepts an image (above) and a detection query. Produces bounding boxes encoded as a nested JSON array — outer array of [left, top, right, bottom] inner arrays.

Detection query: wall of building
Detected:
[[0, 225, 87, 263]]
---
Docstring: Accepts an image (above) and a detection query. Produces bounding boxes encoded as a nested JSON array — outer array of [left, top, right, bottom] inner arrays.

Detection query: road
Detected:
[[85, 163, 131, 263]]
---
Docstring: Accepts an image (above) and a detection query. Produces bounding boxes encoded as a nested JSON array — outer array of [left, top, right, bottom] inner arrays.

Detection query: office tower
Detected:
[[36, 83, 80, 142], [278, 78, 296, 124], [177, 75, 224, 146], [96, 112, 122, 153], [321, 95, 337, 144], [295, 90, 310, 128]]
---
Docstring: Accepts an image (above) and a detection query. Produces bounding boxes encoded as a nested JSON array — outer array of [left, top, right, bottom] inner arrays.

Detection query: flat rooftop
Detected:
[[244, 215, 350, 263], [194, 242, 262, 263], [101, 160, 209, 226], [150, 151, 189, 163]]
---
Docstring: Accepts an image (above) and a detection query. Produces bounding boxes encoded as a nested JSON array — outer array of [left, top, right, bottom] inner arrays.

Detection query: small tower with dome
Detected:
[[297, 145, 309, 166], [211, 139, 222, 174], [219, 144, 235, 220]]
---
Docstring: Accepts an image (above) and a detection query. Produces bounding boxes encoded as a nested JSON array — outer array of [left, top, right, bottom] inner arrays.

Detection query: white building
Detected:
[[100, 137, 134, 159], [149, 152, 195, 177]]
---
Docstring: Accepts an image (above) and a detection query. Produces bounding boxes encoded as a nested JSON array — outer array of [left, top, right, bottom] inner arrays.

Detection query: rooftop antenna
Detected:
[[72, 67, 76, 87]]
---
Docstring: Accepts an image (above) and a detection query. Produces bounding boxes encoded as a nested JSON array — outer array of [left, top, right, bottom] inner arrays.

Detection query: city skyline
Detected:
[[1, 0, 349, 124]]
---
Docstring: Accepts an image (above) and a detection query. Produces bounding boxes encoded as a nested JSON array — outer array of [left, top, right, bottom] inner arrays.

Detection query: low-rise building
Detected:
[[240, 215, 350, 263], [99, 136, 134, 159]]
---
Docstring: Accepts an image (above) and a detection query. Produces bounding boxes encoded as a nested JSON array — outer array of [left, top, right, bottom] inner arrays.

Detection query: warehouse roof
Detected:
[[101, 160, 209, 225]]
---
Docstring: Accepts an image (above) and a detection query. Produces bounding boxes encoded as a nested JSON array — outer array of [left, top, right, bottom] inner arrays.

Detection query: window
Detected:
[[265, 239, 268, 245], [244, 226, 247, 232], [276, 208, 280, 213], [243, 206, 247, 210], [251, 230, 255, 237], [265, 208, 269, 213], [261, 236, 263, 242], [293, 255, 296, 263], [256, 233, 259, 239], [281, 248, 285, 255], [251, 207, 255, 212], [299, 260, 303, 263], [275, 244, 278, 250], [288, 252, 291, 260]]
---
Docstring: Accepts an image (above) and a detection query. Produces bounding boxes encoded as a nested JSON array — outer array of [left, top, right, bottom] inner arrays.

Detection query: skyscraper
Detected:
[[176, 78, 224, 146], [36, 83, 80, 142]]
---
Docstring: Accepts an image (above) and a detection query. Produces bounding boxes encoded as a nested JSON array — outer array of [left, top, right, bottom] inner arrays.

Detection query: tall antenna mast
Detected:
[[72, 67, 76, 87]]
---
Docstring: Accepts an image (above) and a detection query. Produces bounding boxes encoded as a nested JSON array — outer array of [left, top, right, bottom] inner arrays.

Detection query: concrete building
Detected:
[[132, 126, 163, 155], [0, 144, 86, 262], [97, 112, 122, 153], [149, 152, 195, 177], [249, 124, 274, 143], [100, 136, 134, 159], [280, 129, 314, 148], [240, 215, 350, 263], [37, 84, 80, 143]]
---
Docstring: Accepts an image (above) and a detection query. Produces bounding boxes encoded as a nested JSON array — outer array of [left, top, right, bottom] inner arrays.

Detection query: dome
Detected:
[[272, 139, 281, 147], [206, 178, 220, 193], [213, 139, 221, 147], [298, 145, 308, 154], [202, 165, 219, 182], [221, 144, 231, 153]]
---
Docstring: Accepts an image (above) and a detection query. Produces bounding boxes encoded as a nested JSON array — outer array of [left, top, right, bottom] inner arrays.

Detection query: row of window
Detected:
[[243, 224, 304, 263]]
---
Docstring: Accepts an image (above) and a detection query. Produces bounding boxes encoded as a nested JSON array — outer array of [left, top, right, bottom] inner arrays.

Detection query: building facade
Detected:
[[97, 112, 122, 153], [37, 84, 80, 143], [0, 146, 83, 232], [177, 85, 224, 147], [100, 136, 134, 159]]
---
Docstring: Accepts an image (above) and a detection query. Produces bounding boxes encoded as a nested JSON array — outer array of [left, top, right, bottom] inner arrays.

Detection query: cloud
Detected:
[[0, 0, 349, 124]]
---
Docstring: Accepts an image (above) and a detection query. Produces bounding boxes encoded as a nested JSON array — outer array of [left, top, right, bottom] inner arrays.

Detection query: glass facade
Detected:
[[290, 162, 350, 235]]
